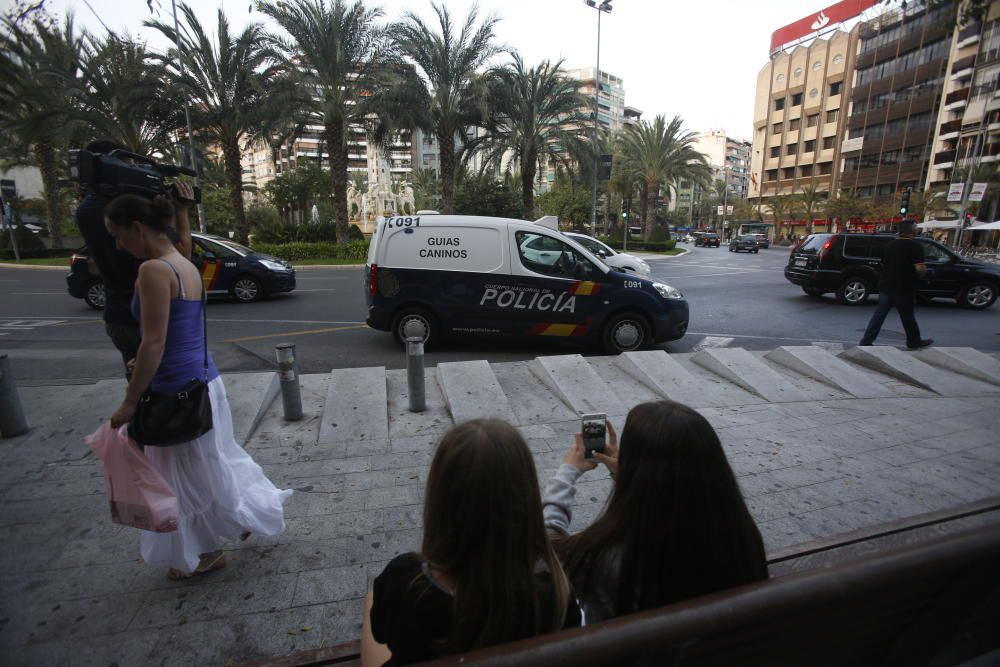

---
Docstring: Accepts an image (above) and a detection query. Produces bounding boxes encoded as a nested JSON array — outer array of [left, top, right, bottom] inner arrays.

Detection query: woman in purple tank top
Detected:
[[104, 193, 291, 580]]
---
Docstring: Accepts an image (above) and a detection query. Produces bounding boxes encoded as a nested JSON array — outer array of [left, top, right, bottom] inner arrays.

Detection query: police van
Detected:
[[364, 214, 689, 354]]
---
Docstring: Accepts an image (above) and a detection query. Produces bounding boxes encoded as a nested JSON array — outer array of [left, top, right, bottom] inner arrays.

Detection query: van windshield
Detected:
[[798, 234, 832, 252]]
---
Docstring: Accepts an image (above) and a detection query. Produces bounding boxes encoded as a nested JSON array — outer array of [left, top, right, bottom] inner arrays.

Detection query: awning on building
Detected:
[[917, 220, 962, 229]]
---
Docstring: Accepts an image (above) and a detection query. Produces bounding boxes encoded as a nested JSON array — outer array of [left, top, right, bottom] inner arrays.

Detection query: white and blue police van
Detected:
[[364, 214, 689, 354]]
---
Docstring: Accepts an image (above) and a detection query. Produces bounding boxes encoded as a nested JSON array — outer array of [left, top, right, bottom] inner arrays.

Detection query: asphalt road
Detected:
[[2, 245, 998, 384]]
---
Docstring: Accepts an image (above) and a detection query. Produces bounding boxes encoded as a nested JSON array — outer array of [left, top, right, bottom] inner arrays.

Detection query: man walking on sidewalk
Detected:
[[859, 220, 933, 349]]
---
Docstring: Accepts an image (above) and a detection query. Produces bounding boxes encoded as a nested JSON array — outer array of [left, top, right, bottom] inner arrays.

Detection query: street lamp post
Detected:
[[171, 0, 207, 233], [584, 0, 612, 237]]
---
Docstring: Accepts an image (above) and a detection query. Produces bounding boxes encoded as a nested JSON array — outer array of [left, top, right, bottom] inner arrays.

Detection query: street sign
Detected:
[[947, 183, 965, 202], [841, 137, 864, 152], [717, 205, 724, 215], [969, 182, 988, 202], [726, 205, 734, 215]]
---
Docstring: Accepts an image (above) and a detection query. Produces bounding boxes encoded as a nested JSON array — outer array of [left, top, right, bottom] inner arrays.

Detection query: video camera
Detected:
[[68, 148, 201, 204]]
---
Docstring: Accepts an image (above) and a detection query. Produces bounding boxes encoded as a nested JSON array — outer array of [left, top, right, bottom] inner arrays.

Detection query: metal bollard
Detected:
[[0, 354, 29, 438], [406, 336, 426, 412], [275, 343, 303, 421]]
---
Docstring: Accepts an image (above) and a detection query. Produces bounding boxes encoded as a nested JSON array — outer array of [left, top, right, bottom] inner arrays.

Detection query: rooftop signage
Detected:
[[770, 0, 879, 53]]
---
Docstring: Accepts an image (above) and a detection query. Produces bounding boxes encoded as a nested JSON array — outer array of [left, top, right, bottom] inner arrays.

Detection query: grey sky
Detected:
[[36, 0, 827, 140]]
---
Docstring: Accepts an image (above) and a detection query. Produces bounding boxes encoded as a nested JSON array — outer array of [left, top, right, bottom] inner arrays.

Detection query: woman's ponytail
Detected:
[[105, 193, 174, 233]]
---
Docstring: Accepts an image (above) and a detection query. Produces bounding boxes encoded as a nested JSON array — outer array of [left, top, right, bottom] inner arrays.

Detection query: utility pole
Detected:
[[585, 1, 612, 237], [171, 0, 207, 233]]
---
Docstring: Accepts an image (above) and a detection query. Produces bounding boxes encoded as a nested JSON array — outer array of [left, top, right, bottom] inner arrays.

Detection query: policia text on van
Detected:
[[364, 215, 689, 354]]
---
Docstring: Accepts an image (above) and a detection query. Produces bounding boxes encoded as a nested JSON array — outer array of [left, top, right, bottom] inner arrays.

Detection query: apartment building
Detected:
[[749, 28, 860, 210], [693, 130, 752, 200], [928, 2, 1000, 203], [566, 67, 626, 133], [839, 2, 953, 201]]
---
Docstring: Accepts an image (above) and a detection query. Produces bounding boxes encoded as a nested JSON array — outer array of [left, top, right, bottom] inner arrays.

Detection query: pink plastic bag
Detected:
[[85, 422, 178, 533]]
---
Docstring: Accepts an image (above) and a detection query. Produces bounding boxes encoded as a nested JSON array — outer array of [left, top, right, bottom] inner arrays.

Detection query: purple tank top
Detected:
[[131, 259, 220, 393]]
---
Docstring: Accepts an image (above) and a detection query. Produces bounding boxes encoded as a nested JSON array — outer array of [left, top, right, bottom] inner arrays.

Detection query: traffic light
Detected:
[[621, 197, 632, 219], [899, 187, 911, 217], [965, 212, 974, 227]]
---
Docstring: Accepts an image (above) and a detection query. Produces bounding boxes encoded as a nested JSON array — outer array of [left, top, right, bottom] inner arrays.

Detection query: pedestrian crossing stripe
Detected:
[[201, 261, 219, 290], [568, 281, 600, 296], [529, 322, 589, 337]]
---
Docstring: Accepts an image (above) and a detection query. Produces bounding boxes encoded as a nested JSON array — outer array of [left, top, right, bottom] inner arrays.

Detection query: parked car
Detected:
[[784, 232, 1000, 309], [66, 233, 297, 308], [752, 233, 771, 249], [563, 231, 651, 277], [694, 233, 721, 247], [729, 235, 760, 253]]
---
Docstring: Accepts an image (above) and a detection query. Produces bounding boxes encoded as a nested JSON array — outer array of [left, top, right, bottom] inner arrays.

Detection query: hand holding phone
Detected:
[[581, 413, 607, 459]]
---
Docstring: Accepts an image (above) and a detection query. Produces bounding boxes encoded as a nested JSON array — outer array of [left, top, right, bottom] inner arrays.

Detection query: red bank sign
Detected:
[[770, 0, 880, 52]]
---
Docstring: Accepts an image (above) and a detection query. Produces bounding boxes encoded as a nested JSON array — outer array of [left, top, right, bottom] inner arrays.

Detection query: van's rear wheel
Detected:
[[391, 307, 439, 349], [836, 277, 871, 305], [601, 311, 649, 354]]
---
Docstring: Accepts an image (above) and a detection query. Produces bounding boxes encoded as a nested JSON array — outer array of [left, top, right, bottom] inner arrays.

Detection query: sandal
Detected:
[[167, 550, 227, 581]]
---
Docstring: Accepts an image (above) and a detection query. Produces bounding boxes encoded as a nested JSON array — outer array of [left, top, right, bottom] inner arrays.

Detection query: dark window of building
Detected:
[[807, 114, 820, 127], [826, 109, 839, 123], [856, 186, 874, 198], [766, 169, 778, 181], [789, 118, 801, 130], [877, 184, 896, 197], [881, 150, 900, 166], [804, 139, 816, 152], [818, 162, 832, 175], [772, 122, 782, 133], [800, 164, 814, 177], [851, 75, 944, 114], [829, 81, 843, 96], [775, 97, 786, 111], [844, 156, 859, 172], [903, 145, 928, 161], [782, 167, 795, 179], [770, 146, 780, 158], [791, 92, 803, 106], [856, 39, 949, 85], [823, 136, 835, 149], [786, 143, 797, 155], [680, 181, 691, 189]]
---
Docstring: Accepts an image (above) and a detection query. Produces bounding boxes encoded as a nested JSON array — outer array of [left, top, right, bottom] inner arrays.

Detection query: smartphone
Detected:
[[580, 413, 607, 459]]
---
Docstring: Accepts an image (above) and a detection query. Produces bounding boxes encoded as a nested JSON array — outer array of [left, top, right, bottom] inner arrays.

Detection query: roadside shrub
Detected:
[[347, 224, 365, 241], [648, 226, 668, 243], [251, 239, 369, 262], [254, 220, 338, 244]]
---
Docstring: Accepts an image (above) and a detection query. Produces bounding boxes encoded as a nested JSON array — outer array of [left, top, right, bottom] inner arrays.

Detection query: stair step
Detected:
[[691, 348, 811, 403], [492, 362, 578, 426], [222, 372, 279, 445], [616, 350, 743, 407], [318, 366, 388, 444], [838, 346, 991, 395], [912, 347, 1000, 388], [765, 347, 896, 399], [387, 368, 453, 438], [438, 360, 517, 424], [530, 354, 627, 417]]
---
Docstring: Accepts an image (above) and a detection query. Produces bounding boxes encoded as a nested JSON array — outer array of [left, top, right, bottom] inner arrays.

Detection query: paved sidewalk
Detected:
[[1, 348, 999, 665]]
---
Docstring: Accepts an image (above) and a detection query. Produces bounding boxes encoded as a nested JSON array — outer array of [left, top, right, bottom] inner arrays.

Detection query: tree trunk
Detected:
[[438, 127, 455, 214], [326, 121, 348, 242], [34, 143, 63, 249], [642, 181, 658, 242], [522, 149, 536, 220], [222, 141, 249, 244]]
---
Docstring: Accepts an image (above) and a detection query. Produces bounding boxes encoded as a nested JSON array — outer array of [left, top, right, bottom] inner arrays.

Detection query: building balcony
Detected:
[[945, 87, 970, 111], [934, 149, 956, 169], [939, 119, 962, 141], [957, 23, 980, 49], [951, 54, 977, 82]]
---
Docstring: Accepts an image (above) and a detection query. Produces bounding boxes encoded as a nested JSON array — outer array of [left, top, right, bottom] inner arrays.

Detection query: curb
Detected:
[[0, 262, 68, 271]]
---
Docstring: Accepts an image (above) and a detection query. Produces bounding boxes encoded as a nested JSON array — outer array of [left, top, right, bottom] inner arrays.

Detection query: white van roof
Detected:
[[533, 215, 560, 231]]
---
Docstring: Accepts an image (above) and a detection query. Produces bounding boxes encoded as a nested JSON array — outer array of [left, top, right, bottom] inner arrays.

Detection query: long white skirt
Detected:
[[140, 377, 292, 572]]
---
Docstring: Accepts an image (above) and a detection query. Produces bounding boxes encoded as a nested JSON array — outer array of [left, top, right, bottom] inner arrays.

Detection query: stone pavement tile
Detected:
[[251, 599, 365, 663], [568, 502, 605, 533], [128, 581, 226, 630], [524, 437, 553, 454], [869, 469, 971, 509], [736, 471, 791, 497], [0, 590, 146, 648], [283, 512, 379, 543], [275, 474, 344, 495], [1, 626, 162, 667], [387, 369, 453, 439], [370, 449, 435, 471], [292, 563, 367, 606], [2, 474, 105, 501], [533, 448, 568, 472], [804, 475, 880, 504], [296, 440, 349, 461], [940, 451, 1000, 483], [859, 490, 937, 521], [274, 457, 372, 479], [758, 516, 819, 553], [903, 458, 1000, 503], [143, 605, 259, 665], [338, 528, 421, 566], [389, 435, 438, 454], [518, 423, 558, 440], [346, 439, 390, 458], [364, 486, 425, 512], [211, 572, 299, 616], [786, 506, 857, 540], [246, 444, 301, 465], [746, 496, 794, 524], [964, 444, 1000, 465], [223, 539, 352, 578], [47, 534, 138, 569], [573, 478, 614, 505], [342, 470, 399, 492], [869, 443, 950, 467], [366, 559, 392, 588], [0, 462, 47, 488], [376, 506, 423, 532], [392, 467, 428, 487]]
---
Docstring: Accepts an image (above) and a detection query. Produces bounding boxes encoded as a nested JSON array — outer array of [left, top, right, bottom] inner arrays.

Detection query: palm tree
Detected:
[[146, 4, 289, 244], [392, 3, 502, 214], [767, 194, 796, 238], [796, 184, 827, 235], [615, 115, 711, 241], [825, 189, 870, 230], [0, 13, 85, 249], [472, 55, 590, 219], [76, 33, 179, 156], [259, 0, 402, 241]]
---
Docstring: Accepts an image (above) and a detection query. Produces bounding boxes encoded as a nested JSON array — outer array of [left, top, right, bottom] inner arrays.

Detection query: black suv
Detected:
[[729, 235, 759, 253], [695, 233, 721, 248], [784, 233, 1000, 309]]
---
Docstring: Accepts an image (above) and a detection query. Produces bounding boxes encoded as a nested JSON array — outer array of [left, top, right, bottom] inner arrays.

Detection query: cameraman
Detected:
[[75, 140, 194, 373]]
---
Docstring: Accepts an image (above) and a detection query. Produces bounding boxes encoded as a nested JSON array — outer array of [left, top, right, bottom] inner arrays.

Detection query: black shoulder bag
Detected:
[[128, 275, 213, 447]]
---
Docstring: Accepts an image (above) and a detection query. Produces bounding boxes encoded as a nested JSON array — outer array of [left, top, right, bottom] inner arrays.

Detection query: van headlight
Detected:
[[259, 259, 289, 271], [653, 282, 683, 299]]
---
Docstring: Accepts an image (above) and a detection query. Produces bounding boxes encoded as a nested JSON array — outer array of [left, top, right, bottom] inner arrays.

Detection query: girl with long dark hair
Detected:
[[361, 419, 581, 666], [104, 192, 291, 580], [544, 400, 767, 623]]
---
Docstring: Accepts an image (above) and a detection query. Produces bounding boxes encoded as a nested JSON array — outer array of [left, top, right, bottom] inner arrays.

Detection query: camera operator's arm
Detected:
[[110, 262, 171, 427], [171, 181, 194, 261]]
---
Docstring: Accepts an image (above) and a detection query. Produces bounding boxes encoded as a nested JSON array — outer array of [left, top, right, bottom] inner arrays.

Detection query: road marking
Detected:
[[0, 319, 65, 330], [291, 288, 340, 292], [10, 292, 68, 295], [224, 324, 368, 343], [692, 336, 735, 351], [55, 319, 103, 326], [655, 270, 767, 279]]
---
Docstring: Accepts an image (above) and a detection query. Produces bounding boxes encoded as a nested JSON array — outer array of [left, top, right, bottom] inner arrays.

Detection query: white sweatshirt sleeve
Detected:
[[542, 464, 585, 535]]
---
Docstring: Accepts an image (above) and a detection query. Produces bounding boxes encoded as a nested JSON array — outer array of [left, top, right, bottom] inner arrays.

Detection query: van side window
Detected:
[[515, 231, 597, 280]]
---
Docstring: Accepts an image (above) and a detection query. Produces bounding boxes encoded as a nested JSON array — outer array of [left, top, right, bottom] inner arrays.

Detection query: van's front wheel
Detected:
[[601, 311, 649, 354], [391, 307, 439, 350]]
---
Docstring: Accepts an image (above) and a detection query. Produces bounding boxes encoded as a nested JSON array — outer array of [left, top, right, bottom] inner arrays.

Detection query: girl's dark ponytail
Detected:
[[105, 193, 174, 233]]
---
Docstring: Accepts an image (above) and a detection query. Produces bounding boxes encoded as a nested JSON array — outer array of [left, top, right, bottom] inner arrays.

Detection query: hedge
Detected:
[[251, 239, 369, 261], [596, 237, 677, 252]]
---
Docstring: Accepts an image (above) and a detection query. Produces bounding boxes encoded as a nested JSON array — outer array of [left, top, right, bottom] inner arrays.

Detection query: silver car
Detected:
[[563, 232, 652, 277]]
